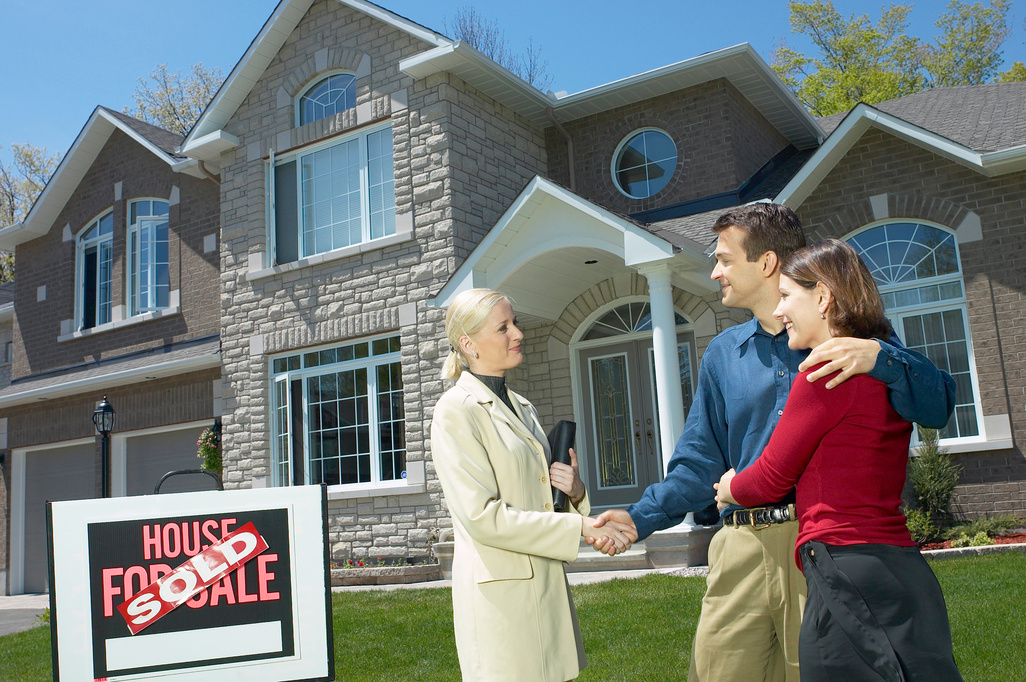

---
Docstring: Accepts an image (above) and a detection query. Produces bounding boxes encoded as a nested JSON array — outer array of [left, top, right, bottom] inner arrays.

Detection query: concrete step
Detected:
[[567, 540, 651, 572]]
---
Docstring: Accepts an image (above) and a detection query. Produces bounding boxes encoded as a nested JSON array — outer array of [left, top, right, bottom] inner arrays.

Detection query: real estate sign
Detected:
[[47, 485, 333, 681]]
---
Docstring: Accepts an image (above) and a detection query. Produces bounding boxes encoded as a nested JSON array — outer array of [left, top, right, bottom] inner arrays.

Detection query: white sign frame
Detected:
[[47, 485, 333, 681]]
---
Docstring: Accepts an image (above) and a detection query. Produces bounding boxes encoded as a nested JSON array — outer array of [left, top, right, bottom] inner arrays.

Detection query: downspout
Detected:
[[198, 161, 221, 185], [547, 108, 575, 192]]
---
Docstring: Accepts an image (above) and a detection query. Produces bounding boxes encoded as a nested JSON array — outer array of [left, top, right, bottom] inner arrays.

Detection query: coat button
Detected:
[[541, 475, 548, 483], [544, 503, 552, 510]]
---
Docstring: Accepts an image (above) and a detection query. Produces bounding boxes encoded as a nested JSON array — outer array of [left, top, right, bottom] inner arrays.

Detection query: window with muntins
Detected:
[[271, 335, 405, 489], [612, 128, 677, 199], [270, 124, 396, 265], [76, 210, 114, 330], [127, 199, 170, 316], [298, 73, 357, 125], [846, 221, 981, 440]]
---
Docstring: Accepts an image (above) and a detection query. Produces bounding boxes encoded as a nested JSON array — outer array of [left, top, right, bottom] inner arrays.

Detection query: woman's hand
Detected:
[[549, 447, 586, 507], [714, 468, 738, 512], [582, 516, 632, 556]]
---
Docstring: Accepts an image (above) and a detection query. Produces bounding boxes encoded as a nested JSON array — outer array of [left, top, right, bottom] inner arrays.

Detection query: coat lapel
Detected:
[[456, 373, 548, 456]]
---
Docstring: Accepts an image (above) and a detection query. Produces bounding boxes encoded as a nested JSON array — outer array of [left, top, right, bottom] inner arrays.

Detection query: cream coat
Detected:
[[431, 373, 590, 682]]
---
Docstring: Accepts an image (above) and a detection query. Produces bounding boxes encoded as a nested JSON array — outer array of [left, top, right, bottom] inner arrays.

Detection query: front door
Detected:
[[579, 335, 694, 508]]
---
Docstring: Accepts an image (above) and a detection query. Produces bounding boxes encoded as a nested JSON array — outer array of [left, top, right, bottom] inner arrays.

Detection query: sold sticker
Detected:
[[116, 522, 268, 635]]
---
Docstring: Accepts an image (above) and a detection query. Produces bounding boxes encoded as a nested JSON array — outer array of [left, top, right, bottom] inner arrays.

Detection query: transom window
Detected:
[[76, 210, 114, 330], [847, 222, 980, 440], [271, 335, 405, 488], [583, 301, 687, 340], [270, 123, 396, 264], [612, 128, 677, 199], [127, 199, 170, 316], [298, 73, 357, 125]]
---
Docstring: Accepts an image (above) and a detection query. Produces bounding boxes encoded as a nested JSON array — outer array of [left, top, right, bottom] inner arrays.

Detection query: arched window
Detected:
[[298, 73, 357, 125], [846, 222, 980, 440], [127, 198, 170, 315], [76, 210, 114, 330]]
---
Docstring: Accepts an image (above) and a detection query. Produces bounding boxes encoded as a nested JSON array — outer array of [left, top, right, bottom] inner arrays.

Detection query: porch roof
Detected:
[[430, 176, 717, 322]]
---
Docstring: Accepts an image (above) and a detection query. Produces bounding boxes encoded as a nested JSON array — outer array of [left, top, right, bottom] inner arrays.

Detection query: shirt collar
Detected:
[[732, 316, 787, 349]]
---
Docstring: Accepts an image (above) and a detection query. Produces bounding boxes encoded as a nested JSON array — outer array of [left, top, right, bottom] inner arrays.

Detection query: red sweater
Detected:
[[730, 365, 916, 569]]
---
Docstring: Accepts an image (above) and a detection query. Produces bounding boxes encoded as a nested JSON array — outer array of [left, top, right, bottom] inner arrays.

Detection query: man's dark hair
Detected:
[[712, 202, 806, 262]]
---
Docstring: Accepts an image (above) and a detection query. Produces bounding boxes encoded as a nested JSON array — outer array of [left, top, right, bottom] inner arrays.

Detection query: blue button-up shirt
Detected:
[[628, 317, 956, 540]]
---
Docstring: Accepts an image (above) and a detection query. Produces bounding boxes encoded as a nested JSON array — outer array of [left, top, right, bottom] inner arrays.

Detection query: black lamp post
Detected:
[[92, 395, 115, 498]]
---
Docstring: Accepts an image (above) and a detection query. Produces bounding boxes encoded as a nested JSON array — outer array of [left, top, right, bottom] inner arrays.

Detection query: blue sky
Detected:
[[3, 0, 1025, 166]]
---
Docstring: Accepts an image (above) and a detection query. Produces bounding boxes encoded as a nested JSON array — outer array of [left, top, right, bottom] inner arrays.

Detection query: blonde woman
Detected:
[[431, 288, 631, 682]]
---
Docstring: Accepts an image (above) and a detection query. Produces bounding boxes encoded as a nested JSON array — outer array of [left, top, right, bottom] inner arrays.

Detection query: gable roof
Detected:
[[0, 107, 188, 251], [817, 82, 1026, 152], [777, 90, 1026, 208], [181, 0, 451, 163]]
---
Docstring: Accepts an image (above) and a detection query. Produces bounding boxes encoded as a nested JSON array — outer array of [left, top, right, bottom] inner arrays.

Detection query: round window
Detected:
[[612, 129, 677, 199]]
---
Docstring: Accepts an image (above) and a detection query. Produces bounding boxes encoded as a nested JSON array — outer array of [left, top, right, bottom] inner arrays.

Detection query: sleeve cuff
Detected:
[[869, 339, 905, 385]]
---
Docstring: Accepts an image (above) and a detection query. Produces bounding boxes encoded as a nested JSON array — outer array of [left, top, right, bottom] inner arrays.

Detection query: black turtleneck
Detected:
[[471, 372, 519, 418]]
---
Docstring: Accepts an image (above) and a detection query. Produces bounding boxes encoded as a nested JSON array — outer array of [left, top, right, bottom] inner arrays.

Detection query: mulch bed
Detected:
[[920, 532, 1026, 551]]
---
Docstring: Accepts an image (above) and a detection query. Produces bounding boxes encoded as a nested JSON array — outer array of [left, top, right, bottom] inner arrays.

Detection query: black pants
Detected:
[[798, 541, 963, 682]]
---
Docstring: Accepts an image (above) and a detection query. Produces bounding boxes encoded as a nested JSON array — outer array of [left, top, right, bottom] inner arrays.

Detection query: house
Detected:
[[2, 0, 1024, 593], [0, 108, 222, 594]]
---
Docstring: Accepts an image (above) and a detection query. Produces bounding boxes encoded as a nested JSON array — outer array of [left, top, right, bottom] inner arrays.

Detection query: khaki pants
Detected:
[[687, 521, 806, 682]]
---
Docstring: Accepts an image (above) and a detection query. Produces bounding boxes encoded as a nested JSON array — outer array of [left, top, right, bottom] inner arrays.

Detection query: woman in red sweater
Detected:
[[715, 239, 962, 682]]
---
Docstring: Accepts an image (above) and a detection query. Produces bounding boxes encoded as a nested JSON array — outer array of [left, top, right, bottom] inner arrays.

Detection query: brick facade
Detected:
[[796, 127, 1026, 518]]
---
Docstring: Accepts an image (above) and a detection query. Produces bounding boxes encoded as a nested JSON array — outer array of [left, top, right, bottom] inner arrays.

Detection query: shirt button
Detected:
[[778, 370, 785, 377], [544, 503, 552, 510], [886, 359, 893, 366], [778, 410, 784, 416]]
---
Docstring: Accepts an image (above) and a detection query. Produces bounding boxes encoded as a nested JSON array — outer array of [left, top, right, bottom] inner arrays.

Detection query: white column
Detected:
[[639, 264, 685, 474]]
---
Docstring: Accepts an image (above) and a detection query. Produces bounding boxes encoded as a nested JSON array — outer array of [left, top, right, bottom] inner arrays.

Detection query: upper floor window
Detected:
[[298, 73, 357, 125], [846, 221, 981, 441], [127, 199, 170, 316], [76, 210, 114, 330], [612, 128, 677, 199], [271, 335, 405, 489], [270, 123, 396, 265]]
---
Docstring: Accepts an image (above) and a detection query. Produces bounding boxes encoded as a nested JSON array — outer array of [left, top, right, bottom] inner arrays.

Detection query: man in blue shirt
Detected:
[[592, 203, 955, 682]]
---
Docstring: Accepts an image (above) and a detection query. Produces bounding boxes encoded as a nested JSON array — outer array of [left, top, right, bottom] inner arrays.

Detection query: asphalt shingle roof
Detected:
[[100, 107, 186, 158], [817, 82, 1026, 152]]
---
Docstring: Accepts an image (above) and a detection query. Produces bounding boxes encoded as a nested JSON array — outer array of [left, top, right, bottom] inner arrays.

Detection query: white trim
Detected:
[[57, 304, 181, 343], [776, 103, 1026, 207], [0, 350, 220, 409]]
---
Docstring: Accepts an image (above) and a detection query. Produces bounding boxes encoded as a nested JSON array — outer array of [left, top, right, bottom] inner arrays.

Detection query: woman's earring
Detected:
[[820, 313, 826, 319], [473, 351, 479, 359]]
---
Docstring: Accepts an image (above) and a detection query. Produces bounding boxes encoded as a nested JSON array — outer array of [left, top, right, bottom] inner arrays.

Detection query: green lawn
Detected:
[[3, 552, 1023, 680]]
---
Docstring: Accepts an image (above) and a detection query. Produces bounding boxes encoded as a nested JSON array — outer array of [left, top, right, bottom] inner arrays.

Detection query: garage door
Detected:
[[23, 443, 96, 593], [125, 427, 220, 495]]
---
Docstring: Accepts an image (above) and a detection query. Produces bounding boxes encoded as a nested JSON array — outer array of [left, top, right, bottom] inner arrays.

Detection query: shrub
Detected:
[[908, 426, 961, 522], [969, 531, 994, 547], [950, 533, 971, 548], [905, 507, 938, 544], [943, 514, 1023, 541], [196, 424, 222, 473]]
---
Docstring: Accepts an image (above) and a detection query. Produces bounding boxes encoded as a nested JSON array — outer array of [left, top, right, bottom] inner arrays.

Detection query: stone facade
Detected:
[[796, 127, 1026, 517]]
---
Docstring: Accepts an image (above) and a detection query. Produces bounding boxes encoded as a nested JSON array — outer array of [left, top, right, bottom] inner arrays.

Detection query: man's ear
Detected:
[[760, 251, 779, 278]]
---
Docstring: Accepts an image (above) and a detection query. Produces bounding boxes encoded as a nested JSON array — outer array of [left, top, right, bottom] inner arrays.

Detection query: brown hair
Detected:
[[712, 202, 806, 262], [781, 239, 892, 341]]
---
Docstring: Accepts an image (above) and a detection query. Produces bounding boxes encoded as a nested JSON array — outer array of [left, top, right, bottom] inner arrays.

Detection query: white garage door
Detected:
[[23, 443, 96, 593]]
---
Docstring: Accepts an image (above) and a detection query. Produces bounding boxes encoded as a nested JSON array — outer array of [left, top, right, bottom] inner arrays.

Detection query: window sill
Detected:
[[247, 231, 414, 282], [326, 481, 426, 500], [941, 438, 1014, 455], [58, 306, 181, 343]]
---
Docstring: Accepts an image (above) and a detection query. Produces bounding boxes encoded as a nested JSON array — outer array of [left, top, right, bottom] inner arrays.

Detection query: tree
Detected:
[[125, 63, 224, 136], [924, 0, 1012, 86], [774, 0, 1018, 116], [444, 6, 552, 91], [0, 143, 61, 281]]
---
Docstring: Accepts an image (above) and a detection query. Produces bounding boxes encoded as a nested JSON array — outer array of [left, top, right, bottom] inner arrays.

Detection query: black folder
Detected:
[[546, 420, 576, 512]]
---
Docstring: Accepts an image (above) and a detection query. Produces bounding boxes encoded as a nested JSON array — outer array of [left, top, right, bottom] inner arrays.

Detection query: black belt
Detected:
[[723, 503, 795, 529]]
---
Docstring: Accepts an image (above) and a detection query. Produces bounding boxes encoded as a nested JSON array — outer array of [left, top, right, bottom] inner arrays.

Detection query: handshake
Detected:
[[582, 510, 638, 556]]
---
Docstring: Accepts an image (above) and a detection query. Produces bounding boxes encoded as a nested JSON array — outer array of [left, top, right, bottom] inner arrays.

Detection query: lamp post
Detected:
[[92, 395, 115, 498]]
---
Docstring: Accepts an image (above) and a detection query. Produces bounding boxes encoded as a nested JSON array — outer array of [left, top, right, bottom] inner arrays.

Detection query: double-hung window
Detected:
[[76, 210, 114, 330], [270, 123, 396, 265], [847, 221, 982, 442], [271, 335, 405, 489], [127, 199, 170, 316]]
